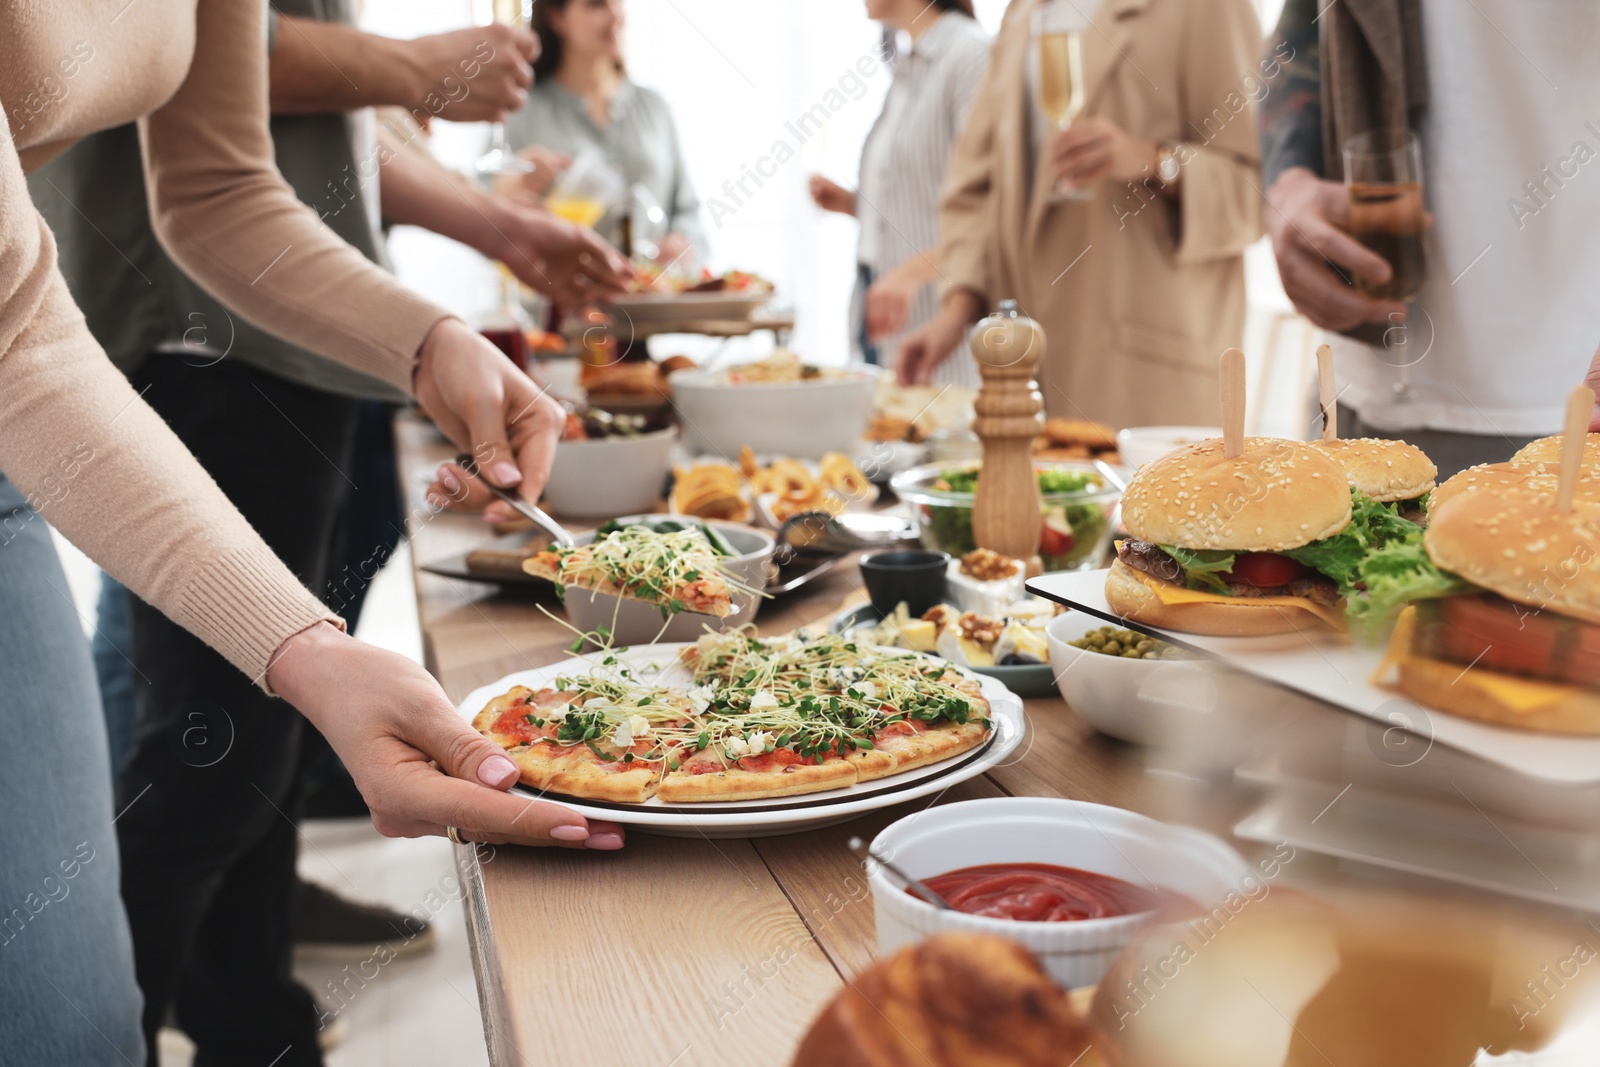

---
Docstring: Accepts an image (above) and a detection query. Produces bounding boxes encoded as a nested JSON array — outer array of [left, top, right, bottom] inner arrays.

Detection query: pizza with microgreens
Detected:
[[470, 631, 994, 805], [522, 524, 748, 617]]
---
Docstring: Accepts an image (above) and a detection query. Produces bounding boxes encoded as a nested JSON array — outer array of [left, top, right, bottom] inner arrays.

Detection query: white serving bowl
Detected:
[[1045, 611, 1222, 746], [869, 797, 1249, 989], [561, 518, 773, 646], [670, 365, 879, 460], [542, 427, 676, 519], [1115, 425, 1223, 470]]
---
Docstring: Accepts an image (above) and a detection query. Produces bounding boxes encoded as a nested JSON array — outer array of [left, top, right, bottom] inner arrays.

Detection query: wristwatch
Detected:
[[1156, 143, 1182, 187]]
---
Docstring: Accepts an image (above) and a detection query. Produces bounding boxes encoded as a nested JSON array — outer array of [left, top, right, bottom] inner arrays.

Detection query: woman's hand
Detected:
[[865, 264, 924, 341], [502, 144, 571, 203], [656, 231, 692, 267], [426, 458, 527, 525], [490, 209, 631, 309], [414, 318, 565, 514], [809, 174, 857, 216], [268, 622, 624, 849], [1049, 117, 1158, 188], [894, 297, 977, 386]]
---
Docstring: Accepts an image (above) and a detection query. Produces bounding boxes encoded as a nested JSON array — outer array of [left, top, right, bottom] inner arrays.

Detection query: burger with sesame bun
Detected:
[[1310, 437, 1436, 521], [1511, 432, 1600, 466], [1386, 490, 1600, 734], [1109, 437, 1422, 636]]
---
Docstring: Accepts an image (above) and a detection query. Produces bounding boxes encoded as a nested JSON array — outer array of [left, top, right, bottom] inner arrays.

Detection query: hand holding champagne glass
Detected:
[[1033, 4, 1091, 201], [473, 0, 535, 177]]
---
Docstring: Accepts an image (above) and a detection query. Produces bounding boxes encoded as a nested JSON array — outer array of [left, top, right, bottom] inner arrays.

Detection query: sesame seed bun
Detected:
[[1120, 437, 1352, 552], [1424, 493, 1600, 624], [1310, 437, 1436, 503], [1509, 433, 1600, 466], [1104, 559, 1342, 636], [1428, 461, 1600, 514]]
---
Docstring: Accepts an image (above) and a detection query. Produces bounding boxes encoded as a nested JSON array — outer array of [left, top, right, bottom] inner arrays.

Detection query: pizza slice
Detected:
[[844, 671, 992, 782], [523, 525, 736, 618], [473, 685, 691, 803]]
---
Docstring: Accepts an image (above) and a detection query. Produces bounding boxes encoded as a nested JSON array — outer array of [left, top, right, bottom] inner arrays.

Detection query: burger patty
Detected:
[[1413, 594, 1600, 690], [1116, 539, 1341, 607]]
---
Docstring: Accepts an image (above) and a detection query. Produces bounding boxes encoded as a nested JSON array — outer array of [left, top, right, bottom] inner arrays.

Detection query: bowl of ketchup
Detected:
[[867, 797, 1250, 989]]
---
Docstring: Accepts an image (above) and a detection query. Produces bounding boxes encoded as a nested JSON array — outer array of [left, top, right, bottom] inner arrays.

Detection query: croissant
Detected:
[[791, 934, 1115, 1067]]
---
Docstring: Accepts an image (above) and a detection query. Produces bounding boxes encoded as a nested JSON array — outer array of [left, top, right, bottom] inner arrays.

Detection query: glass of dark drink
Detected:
[[1342, 129, 1428, 301], [477, 265, 532, 372]]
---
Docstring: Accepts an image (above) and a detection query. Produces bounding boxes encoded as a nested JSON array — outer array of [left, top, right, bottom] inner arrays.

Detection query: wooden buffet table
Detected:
[[393, 414, 1271, 1066]]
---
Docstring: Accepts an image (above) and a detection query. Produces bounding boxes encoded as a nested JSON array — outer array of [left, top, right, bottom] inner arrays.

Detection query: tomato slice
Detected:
[[1229, 552, 1312, 589], [1039, 517, 1075, 558]]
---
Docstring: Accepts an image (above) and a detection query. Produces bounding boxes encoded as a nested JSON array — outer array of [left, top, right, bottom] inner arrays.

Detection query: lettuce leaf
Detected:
[[1346, 539, 1473, 640], [1160, 546, 1236, 593], [1157, 490, 1415, 595], [1281, 490, 1418, 593]]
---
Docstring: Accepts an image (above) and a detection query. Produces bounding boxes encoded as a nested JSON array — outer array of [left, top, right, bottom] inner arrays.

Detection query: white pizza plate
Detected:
[[1026, 568, 1600, 785], [455, 642, 1026, 838]]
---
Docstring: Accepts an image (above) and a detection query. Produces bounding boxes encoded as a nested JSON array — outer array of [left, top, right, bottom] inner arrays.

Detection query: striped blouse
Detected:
[[855, 12, 992, 387]]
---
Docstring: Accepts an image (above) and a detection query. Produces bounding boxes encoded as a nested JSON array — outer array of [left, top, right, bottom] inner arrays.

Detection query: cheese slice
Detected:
[[1379, 605, 1576, 715], [1126, 567, 1349, 632]]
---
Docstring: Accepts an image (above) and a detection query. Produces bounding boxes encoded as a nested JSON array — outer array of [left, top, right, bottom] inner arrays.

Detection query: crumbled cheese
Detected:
[[749, 689, 780, 712], [747, 731, 774, 752], [687, 683, 717, 714], [545, 705, 569, 724], [626, 714, 651, 738]]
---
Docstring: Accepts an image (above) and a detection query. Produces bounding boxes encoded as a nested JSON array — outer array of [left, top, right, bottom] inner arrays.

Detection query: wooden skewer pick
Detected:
[[1557, 384, 1594, 512], [1316, 344, 1338, 442], [1220, 347, 1246, 458]]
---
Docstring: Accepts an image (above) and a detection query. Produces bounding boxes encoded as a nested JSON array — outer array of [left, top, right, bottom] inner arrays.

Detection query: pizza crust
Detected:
[[505, 741, 662, 804], [847, 720, 990, 782], [656, 756, 858, 803]]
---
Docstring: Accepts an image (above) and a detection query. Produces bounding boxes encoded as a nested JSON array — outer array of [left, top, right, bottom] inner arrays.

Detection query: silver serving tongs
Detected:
[[454, 453, 577, 548]]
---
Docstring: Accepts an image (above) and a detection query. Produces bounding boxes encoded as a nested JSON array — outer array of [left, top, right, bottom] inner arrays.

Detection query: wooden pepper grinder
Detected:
[[970, 300, 1046, 575]]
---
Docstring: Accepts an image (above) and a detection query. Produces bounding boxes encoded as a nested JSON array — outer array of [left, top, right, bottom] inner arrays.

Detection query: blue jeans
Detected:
[[0, 474, 145, 1064], [93, 577, 138, 781]]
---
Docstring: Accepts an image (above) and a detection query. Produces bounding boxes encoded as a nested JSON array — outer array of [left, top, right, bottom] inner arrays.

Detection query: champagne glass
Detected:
[[473, 0, 534, 177], [1033, 5, 1091, 201]]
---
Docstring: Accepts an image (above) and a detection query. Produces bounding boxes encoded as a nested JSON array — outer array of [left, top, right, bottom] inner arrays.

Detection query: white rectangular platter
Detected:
[[1027, 568, 1600, 785]]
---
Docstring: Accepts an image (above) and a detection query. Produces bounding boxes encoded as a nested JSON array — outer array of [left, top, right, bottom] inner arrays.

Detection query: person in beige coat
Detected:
[[897, 0, 1270, 428]]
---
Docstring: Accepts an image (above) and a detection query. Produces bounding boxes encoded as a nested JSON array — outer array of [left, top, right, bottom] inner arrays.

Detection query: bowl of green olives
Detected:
[[1045, 613, 1216, 745]]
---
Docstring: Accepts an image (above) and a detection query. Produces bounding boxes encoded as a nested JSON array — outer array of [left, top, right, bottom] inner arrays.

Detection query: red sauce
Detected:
[[917, 863, 1162, 922]]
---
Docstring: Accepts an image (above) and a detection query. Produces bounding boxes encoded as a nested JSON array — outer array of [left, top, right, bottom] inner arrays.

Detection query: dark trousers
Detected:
[[116, 354, 359, 1067]]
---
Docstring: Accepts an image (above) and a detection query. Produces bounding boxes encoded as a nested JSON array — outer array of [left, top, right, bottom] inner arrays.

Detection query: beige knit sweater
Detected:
[[2, 0, 450, 682]]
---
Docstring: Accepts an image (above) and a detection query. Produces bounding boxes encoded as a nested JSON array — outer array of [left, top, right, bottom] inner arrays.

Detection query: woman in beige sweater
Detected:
[[2, 4, 627, 1057]]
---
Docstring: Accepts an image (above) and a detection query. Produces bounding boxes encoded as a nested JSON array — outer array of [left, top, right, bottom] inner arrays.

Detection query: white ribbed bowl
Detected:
[[542, 427, 676, 519], [670, 366, 879, 459], [869, 797, 1248, 989]]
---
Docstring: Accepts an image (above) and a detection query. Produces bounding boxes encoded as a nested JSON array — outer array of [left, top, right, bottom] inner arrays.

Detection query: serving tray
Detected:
[[1027, 568, 1600, 785]]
